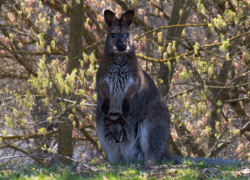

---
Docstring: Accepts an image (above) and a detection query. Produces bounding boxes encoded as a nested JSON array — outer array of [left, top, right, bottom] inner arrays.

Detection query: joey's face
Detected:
[[104, 117, 126, 143], [104, 10, 134, 53]]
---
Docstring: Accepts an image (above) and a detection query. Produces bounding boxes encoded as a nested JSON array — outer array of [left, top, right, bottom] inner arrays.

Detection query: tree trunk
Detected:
[[159, 0, 192, 96], [57, 0, 83, 165]]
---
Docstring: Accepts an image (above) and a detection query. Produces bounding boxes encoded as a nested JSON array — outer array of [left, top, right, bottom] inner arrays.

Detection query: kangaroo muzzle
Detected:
[[111, 129, 123, 143], [116, 35, 126, 51], [112, 133, 121, 143]]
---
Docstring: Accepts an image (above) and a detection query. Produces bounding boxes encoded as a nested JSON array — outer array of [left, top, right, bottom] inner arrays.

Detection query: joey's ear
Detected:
[[121, 10, 135, 26], [117, 117, 125, 125], [104, 10, 117, 26], [104, 117, 113, 126]]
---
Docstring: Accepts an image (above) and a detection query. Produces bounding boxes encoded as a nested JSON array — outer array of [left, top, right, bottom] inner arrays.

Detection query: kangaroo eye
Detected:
[[119, 130, 123, 134], [111, 33, 117, 38]]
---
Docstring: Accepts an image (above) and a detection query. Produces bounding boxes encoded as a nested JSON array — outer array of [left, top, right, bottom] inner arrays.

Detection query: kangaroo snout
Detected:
[[116, 41, 126, 51], [113, 136, 120, 143], [112, 130, 123, 143], [110, 132, 119, 143]]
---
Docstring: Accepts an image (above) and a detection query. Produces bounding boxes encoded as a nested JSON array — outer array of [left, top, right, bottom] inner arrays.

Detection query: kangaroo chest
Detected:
[[104, 54, 134, 96]]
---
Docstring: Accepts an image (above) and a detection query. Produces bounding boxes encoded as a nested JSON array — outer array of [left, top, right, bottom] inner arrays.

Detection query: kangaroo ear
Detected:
[[104, 10, 117, 26], [121, 10, 135, 26]]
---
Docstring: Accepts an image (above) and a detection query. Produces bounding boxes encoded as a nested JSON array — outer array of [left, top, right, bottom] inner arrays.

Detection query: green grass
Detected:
[[0, 162, 249, 180]]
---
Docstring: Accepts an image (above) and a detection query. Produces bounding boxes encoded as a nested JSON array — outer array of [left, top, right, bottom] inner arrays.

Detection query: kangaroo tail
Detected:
[[175, 156, 249, 167]]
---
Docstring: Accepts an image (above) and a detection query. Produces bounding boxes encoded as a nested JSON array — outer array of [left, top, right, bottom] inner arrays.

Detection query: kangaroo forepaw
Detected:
[[122, 99, 130, 116], [102, 100, 110, 114]]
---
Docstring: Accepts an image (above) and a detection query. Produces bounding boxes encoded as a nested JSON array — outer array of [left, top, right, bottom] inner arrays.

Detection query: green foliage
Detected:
[[0, 163, 249, 180]]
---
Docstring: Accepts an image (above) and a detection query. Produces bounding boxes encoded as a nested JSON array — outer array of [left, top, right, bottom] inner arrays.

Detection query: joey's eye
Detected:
[[119, 130, 123, 134], [111, 33, 117, 38], [126, 33, 129, 37]]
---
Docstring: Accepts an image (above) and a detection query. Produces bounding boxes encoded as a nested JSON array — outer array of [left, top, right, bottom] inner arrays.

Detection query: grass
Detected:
[[0, 161, 249, 180]]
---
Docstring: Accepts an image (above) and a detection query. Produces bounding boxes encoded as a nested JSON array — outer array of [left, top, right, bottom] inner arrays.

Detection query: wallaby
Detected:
[[104, 117, 126, 143], [96, 9, 248, 166], [96, 9, 173, 164]]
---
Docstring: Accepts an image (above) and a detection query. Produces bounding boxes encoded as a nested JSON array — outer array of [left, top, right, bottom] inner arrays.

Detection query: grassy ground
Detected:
[[0, 160, 250, 180]]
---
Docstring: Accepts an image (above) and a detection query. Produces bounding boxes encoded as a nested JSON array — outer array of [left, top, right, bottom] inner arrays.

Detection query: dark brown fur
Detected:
[[96, 10, 172, 163]]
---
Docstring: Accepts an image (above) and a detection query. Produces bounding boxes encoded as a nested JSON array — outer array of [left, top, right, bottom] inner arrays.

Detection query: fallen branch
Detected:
[[208, 120, 250, 157], [0, 130, 87, 141], [0, 144, 49, 167]]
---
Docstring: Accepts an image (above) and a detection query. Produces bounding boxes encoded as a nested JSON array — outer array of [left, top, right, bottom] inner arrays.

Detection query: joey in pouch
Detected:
[[104, 117, 126, 143]]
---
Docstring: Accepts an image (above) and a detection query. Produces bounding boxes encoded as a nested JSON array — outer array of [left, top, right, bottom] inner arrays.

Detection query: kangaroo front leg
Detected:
[[98, 80, 110, 115], [122, 99, 129, 116], [122, 83, 136, 116], [102, 99, 110, 115]]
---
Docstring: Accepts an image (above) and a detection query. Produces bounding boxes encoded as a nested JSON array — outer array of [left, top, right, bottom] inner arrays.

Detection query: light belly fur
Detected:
[[103, 58, 134, 116], [104, 74, 133, 115]]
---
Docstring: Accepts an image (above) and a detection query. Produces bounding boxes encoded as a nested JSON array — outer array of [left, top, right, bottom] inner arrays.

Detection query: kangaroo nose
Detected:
[[115, 139, 120, 143], [117, 41, 126, 51]]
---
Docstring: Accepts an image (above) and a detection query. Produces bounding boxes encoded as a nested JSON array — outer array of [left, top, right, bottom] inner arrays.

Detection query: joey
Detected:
[[104, 117, 126, 143]]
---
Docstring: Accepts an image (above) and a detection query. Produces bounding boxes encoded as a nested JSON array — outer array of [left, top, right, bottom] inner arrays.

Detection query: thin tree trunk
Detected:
[[66, 0, 84, 74], [57, 0, 83, 165], [159, 0, 192, 96]]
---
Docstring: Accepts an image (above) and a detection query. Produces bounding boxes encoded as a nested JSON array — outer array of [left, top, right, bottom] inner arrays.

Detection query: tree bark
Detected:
[[66, 0, 84, 74], [57, 0, 83, 165], [159, 0, 192, 96]]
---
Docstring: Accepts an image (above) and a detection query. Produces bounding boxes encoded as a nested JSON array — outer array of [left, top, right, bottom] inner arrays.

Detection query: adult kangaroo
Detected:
[[96, 9, 172, 164], [95, 9, 248, 166]]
